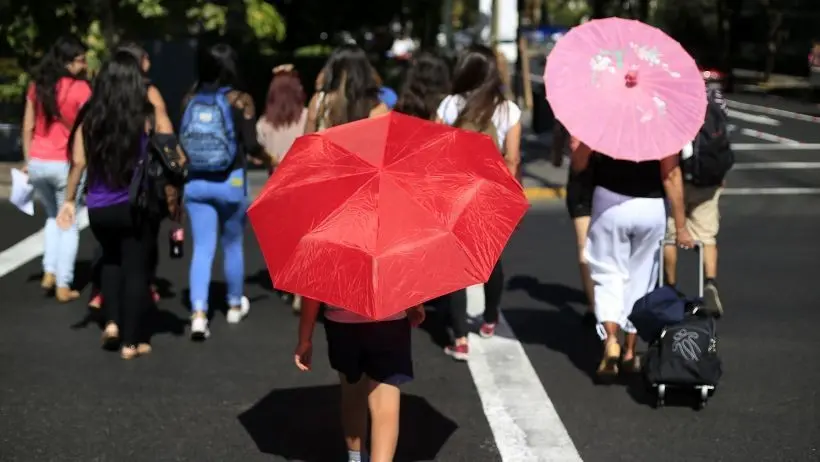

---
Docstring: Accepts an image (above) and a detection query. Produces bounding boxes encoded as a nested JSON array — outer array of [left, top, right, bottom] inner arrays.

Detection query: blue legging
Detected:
[[184, 169, 247, 312]]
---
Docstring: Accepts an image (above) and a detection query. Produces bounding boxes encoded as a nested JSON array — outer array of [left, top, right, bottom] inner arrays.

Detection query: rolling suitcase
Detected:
[[641, 240, 722, 410]]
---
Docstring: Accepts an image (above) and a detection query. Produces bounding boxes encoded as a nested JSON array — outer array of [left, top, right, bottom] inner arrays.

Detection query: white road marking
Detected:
[[0, 208, 89, 279], [723, 187, 820, 195], [728, 109, 781, 126], [733, 162, 820, 170], [738, 128, 800, 145], [727, 100, 820, 124], [466, 283, 583, 461], [732, 143, 820, 151]]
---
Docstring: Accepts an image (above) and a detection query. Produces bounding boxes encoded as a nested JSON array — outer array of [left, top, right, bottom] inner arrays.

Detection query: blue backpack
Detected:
[[180, 87, 237, 172]]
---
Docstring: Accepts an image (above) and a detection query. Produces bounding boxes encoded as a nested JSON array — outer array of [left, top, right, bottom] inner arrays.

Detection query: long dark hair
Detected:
[[76, 51, 148, 189], [451, 44, 505, 128], [32, 36, 87, 126], [193, 43, 241, 91], [116, 42, 149, 76], [321, 44, 380, 126], [394, 51, 451, 120], [264, 70, 306, 128]]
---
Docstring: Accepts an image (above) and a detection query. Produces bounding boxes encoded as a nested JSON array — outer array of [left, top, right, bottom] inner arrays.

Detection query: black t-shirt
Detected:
[[593, 154, 664, 198]]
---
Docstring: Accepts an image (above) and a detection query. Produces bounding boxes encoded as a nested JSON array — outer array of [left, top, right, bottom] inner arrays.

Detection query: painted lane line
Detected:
[[470, 322, 583, 460], [727, 109, 781, 126], [738, 128, 800, 145], [731, 143, 820, 151], [723, 187, 820, 195], [727, 100, 820, 124], [733, 162, 820, 170], [0, 208, 89, 279], [466, 284, 583, 461]]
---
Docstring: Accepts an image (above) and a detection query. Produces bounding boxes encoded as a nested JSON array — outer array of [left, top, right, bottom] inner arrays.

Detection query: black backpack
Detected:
[[681, 100, 734, 187], [644, 313, 723, 387]]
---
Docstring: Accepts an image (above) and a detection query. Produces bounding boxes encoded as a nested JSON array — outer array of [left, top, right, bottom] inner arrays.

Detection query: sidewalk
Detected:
[[733, 68, 811, 92]]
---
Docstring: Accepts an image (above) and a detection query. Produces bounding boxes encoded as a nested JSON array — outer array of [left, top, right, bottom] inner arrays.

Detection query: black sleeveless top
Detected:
[[593, 154, 664, 198]]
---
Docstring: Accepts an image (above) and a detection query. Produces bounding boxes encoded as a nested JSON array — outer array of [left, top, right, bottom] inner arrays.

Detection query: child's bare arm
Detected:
[[298, 298, 322, 344]]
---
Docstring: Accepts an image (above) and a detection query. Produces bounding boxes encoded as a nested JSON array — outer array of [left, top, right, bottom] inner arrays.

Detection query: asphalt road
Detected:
[[1, 95, 819, 461]]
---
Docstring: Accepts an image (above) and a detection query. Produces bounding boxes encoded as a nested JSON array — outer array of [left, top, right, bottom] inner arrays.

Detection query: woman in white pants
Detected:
[[570, 137, 694, 380]]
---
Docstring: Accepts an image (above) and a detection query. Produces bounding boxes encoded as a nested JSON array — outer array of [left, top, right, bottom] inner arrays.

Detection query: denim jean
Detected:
[[184, 168, 247, 313], [27, 159, 80, 288]]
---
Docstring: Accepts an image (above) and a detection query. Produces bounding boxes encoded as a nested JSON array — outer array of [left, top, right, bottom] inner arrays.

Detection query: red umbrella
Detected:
[[248, 112, 529, 320]]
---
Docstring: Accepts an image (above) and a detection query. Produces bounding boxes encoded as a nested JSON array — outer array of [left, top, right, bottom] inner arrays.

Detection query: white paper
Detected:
[[9, 168, 34, 216]]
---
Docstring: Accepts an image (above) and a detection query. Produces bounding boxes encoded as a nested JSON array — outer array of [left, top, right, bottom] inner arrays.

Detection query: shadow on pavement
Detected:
[[238, 385, 458, 462], [415, 297, 455, 348], [245, 268, 274, 292], [181, 282, 269, 320], [504, 275, 601, 383], [70, 303, 188, 339]]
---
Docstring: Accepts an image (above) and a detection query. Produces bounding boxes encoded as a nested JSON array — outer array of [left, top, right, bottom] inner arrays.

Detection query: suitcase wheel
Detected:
[[656, 384, 666, 407], [697, 386, 709, 410]]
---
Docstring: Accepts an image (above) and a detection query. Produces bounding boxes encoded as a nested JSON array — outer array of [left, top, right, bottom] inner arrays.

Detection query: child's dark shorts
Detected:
[[324, 318, 413, 386]]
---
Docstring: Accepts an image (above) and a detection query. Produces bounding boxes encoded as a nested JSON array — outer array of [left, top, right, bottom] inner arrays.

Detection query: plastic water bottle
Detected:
[[169, 227, 184, 259]]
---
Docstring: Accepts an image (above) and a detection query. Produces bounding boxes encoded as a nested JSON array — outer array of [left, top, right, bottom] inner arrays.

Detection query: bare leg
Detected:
[[573, 216, 594, 312], [340, 374, 368, 455], [368, 379, 401, 462], [622, 332, 638, 361], [597, 321, 621, 378], [663, 245, 678, 286], [703, 244, 718, 280]]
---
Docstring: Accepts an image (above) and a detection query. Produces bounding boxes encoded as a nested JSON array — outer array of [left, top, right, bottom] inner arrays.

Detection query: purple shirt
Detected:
[[86, 135, 146, 209]]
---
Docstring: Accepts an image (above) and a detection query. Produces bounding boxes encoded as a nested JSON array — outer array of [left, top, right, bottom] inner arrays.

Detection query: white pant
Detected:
[[584, 187, 666, 335]]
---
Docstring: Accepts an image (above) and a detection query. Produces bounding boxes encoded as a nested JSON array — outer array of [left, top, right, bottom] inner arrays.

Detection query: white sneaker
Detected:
[[226, 296, 250, 324], [190, 316, 210, 341]]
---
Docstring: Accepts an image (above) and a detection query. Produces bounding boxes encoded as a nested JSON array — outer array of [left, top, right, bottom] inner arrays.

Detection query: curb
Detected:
[[524, 186, 566, 202]]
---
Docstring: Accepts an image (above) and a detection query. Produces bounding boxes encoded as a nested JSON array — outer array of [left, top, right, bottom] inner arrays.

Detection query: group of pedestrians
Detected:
[[20, 31, 728, 462], [554, 84, 729, 377]]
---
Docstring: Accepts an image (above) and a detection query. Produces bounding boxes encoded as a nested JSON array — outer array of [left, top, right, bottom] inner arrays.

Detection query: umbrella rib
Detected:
[[272, 175, 380, 284], [383, 131, 453, 170]]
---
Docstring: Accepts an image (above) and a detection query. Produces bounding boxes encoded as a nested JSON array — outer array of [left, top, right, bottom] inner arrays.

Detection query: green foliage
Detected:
[[245, 0, 286, 42], [186, 1, 229, 35], [548, 0, 590, 26], [294, 44, 334, 57]]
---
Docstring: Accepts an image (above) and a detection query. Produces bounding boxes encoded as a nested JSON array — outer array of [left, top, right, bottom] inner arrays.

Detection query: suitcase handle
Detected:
[[658, 239, 704, 298]]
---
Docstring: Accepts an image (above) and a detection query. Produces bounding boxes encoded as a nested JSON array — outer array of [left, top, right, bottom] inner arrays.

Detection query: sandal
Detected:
[[121, 345, 140, 360], [597, 341, 621, 380], [621, 355, 641, 374], [101, 323, 120, 350]]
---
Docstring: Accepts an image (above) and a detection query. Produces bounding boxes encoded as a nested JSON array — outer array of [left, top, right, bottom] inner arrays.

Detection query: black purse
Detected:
[[130, 131, 188, 220]]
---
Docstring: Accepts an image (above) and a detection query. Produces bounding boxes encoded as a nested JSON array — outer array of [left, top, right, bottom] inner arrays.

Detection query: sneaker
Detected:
[[226, 296, 250, 324], [479, 323, 497, 338], [444, 343, 469, 361], [703, 281, 724, 317], [190, 316, 210, 341]]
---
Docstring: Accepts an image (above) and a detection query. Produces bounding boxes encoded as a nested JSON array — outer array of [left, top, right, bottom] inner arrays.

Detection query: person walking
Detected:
[[21, 36, 90, 302], [664, 87, 731, 316], [180, 43, 271, 340], [57, 51, 162, 359], [569, 136, 694, 379], [435, 44, 522, 361]]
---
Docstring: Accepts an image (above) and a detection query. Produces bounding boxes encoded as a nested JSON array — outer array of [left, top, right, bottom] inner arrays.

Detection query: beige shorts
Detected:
[[666, 185, 722, 245]]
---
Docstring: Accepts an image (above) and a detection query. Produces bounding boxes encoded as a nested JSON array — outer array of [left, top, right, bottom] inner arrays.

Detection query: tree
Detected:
[[0, 0, 286, 101]]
